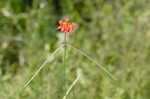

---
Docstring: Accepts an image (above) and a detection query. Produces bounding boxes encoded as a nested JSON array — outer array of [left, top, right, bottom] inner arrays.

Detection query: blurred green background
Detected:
[[0, 0, 150, 99]]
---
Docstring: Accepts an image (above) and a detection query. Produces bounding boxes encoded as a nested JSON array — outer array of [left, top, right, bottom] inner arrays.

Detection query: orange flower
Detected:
[[57, 18, 77, 34]]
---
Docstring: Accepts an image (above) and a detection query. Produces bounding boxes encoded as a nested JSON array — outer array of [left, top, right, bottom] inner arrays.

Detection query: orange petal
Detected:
[[64, 18, 69, 22], [57, 26, 61, 30], [58, 20, 63, 25]]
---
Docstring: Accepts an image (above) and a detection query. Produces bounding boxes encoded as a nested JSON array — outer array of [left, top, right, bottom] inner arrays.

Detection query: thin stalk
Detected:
[[68, 44, 116, 80], [23, 46, 62, 88], [63, 74, 80, 99], [63, 33, 67, 91]]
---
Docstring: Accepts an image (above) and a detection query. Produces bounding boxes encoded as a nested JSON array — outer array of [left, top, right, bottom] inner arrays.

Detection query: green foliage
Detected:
[[0, 0, 150, 99]]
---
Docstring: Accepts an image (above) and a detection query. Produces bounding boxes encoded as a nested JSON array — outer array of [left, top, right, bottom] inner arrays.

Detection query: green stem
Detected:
[[68, 44, 116, 80], [23, 46, 62, 88], [63, 74, 80, 99], [63, 33, 67, 91]]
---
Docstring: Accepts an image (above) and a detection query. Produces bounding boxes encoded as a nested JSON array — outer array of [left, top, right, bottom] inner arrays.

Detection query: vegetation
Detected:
[[0, 0, 150, 99]]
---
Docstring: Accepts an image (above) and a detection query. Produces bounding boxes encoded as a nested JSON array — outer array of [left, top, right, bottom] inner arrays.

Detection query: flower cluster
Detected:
[[57, 18, 77, 34]]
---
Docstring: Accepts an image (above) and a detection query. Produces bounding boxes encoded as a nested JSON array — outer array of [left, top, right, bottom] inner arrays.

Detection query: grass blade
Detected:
[[68, 44, 116, 80], [63, 74, 80, 99], [23, 46, 62, 88]]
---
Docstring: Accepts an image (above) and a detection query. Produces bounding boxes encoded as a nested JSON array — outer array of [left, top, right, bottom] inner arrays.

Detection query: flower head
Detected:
[[57, 18, 77, 34]]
